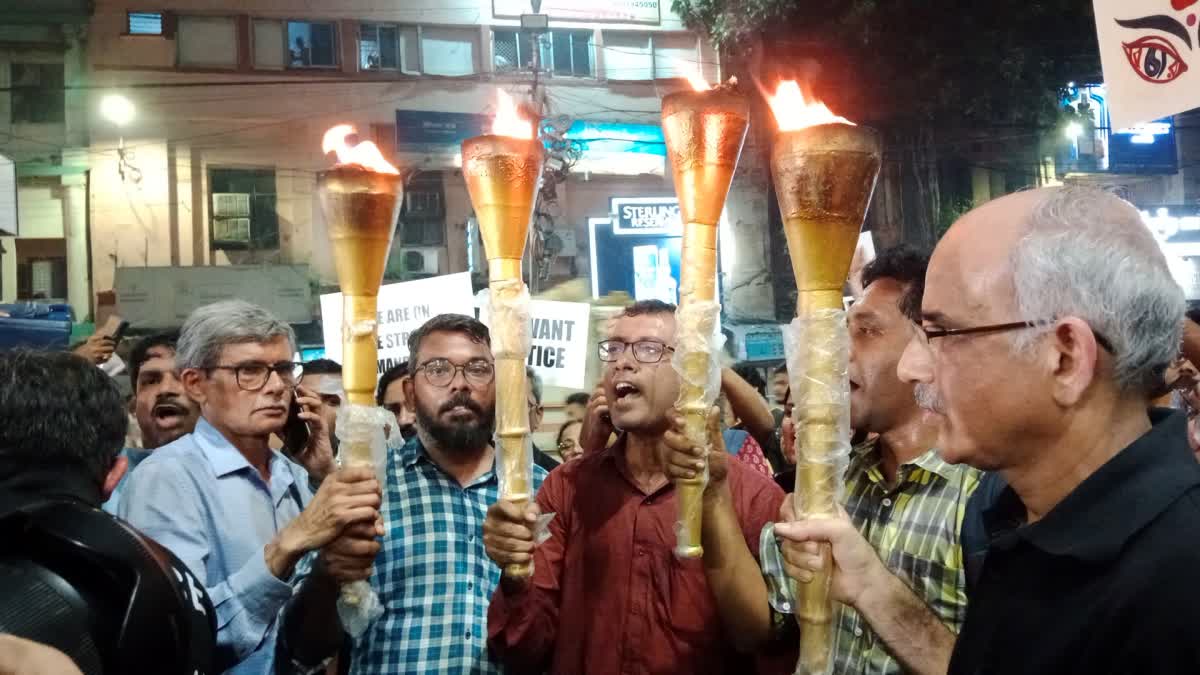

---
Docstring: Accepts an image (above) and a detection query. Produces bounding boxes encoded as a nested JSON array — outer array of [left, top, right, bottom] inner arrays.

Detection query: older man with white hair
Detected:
[[119, 300, 382, 674], [773, 187, 1200, 674]]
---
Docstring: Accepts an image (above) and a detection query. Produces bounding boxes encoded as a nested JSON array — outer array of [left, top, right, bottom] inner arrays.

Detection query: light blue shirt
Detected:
[[103, 447, 152, 515], [119, 417, 315, 674]]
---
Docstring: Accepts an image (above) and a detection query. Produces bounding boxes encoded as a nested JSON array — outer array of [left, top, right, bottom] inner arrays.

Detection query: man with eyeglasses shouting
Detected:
[[119, 300, 381, 675], [279, 313, 548, 674], [773, 187, 1200, 674], [484, 299, 785, 675]]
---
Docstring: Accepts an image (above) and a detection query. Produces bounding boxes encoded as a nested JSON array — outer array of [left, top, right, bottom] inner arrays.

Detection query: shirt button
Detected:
[[881, 498, 893, 507], [637, 548, 647, 557], [468, 534, 475, 543], [467, 581, 474, 590], [854, 627, 864, 637], [466, 630, 472, 640]]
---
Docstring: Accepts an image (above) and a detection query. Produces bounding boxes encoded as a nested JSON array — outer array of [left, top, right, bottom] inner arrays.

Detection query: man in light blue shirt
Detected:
[[120, 300, 382, 674], [105, 331, 199, 515]]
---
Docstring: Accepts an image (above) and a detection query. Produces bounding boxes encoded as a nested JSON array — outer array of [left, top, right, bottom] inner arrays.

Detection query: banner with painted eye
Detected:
[[1095, 0, 1200, 129]]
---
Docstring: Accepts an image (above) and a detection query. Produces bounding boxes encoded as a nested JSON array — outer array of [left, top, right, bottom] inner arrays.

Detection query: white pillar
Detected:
[[61, 174, 91, 319]]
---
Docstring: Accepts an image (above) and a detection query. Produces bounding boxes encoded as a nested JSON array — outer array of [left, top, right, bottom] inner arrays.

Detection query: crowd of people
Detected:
[[3, 185, 1200, 674]]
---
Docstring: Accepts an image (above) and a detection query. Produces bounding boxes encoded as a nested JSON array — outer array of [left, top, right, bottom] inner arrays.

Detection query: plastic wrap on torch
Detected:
[[660, 82, 748, 558], [771, 121, 881, 675], [489, 278, 534, 507], [317, 163, 403, 637]]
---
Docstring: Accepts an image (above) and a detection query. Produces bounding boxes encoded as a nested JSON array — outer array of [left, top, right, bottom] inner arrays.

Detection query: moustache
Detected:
[[438, 393, 484, 417], [914, 383, 946, 414]]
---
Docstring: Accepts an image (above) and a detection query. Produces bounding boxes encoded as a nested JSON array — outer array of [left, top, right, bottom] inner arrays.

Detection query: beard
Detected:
[[414, 391, 495, 453], [914, 383, 946, 415]]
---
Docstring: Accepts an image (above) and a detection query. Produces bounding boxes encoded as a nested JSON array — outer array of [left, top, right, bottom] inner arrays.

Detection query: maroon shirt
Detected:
[[488, 435, 786, 675]]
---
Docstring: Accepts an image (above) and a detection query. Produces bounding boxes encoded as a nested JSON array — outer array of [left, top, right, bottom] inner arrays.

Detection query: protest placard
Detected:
[[320, 272, 475, 374]]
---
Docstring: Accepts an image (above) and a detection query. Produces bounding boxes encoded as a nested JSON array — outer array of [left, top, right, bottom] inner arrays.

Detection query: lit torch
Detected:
[[317, 124, 403, 634], [768, 82, 881, 675], [661, 74, 749, 558], [463, 90, 544, 579]]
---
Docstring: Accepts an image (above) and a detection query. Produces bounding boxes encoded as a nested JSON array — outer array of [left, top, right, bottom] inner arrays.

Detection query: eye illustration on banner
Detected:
[[1115, 12, 1193, 84]]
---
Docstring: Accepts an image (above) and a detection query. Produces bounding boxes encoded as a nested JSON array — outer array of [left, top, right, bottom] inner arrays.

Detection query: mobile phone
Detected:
[[110, 320, 131, 344], [283, 394, 310, 454]]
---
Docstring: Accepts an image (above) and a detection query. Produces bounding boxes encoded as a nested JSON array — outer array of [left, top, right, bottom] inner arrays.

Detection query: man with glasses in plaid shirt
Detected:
[[120, 300, 381, 674], [279, 313, 547, 674], [660, 245, 979, 674]]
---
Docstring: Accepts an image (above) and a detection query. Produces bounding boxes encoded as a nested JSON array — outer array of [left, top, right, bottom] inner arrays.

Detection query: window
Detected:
[[360, 23, 419, 73], [209, 168, 278, 250], [254, 19, 285, 70], [493, 29, 593, 77], [602, 32, 652, 81], [551, 30, 593, 77], [653, 33, 699, 80], [399, 172, 446, 246], [127, 12, 164, 35], [177, 16, 237, 68], [11, 64, 64, 124], [420, 26, 477, 76], [287, 21, 338, 68], [601, 32, 699, 80]]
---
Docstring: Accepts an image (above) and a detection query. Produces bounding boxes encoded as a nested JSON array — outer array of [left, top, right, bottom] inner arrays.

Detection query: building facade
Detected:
[[0, 0, 91, 317]]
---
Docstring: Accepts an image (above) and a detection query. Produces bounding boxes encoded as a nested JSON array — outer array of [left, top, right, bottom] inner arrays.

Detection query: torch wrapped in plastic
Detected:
[[670, 298, 724, 558], [332, 403, 392, 637], [781, 311, 851, 675], [489, 278, 534, 507]]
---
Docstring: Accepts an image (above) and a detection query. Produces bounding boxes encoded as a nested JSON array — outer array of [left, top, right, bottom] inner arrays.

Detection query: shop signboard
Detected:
[[1139, 206, 1200, 299]]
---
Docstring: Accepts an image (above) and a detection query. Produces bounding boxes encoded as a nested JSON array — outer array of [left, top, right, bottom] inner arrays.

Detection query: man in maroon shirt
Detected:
[[484, 300, 786, 675]]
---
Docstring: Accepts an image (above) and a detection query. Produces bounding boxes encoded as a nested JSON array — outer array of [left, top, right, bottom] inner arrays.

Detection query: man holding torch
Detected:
[[280, 314, 548, 674], [778, 187, 1200, 674], [484, 300, 785, 675]]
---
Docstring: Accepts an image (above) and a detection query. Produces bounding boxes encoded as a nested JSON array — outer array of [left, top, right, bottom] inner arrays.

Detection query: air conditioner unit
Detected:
[[213, 217, 251, 243], [400, 247, 441, 276], [212, 193, 251, 218]]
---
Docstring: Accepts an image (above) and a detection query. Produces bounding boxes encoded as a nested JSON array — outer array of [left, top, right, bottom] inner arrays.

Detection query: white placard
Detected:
[[320, 272, 475, 374], [480, 297, 591, 389], [1094, 0, 1199, 128]]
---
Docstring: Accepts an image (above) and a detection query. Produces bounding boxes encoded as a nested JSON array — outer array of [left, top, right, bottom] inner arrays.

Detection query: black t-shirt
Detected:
[[949, 409, 1200, 674]]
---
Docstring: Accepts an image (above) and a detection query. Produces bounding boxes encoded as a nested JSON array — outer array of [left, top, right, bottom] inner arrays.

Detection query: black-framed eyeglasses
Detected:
[[414, 358, 495, 388], [918, 320, 1114, 353], [598, 339, 675, 364], [209, 360, 304, 391]]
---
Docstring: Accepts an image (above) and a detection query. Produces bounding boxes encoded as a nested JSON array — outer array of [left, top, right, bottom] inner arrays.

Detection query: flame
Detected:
[[490, 89, 535, 139], [686, 69, 711, 91], [767, 81, 854, 131], [321, 124, 400, 174]]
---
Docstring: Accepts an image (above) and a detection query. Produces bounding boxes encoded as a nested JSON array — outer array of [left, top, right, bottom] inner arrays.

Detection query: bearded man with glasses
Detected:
[[484, 299, 785, 675], [279, 313, 548, 675], [119, 300, 381, 675]]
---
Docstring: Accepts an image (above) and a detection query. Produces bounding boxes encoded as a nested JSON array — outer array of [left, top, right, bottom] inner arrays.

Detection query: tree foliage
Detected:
[[672, 0, 1100, 129]]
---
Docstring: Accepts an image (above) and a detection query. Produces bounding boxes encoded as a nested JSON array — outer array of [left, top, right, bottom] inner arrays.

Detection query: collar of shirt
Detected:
[[851, 437, 957, 486], [397, 435, 499, 490], [984, 408, 1200, 562], [600, 434, 675, 498], [193, 417, 300, 503]]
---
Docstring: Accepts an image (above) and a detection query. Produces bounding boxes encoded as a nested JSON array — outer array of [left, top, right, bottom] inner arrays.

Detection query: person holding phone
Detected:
[[119, 300, 380, 675]]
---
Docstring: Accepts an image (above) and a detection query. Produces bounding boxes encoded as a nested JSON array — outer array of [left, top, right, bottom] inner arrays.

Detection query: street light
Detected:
[[100, 94, 136, 127], [1064, 121, 1083, 141]]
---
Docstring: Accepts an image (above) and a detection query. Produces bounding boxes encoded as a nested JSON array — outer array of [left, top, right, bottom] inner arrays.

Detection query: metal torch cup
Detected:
[[317, 166, 403, 408], [462, 134, 544, 579], [773, 123, 881, 675], [661, 88, 749, 558]]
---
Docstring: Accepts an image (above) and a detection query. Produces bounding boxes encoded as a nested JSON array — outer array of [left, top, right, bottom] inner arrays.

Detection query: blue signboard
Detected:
[[588, 216, 682, 302], [562, 121, 666, 157], [1110, 119, 1177, 174], [395, 110, 487, 148]]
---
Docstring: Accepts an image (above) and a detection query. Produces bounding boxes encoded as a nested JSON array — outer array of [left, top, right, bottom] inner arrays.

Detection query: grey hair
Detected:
[[176, 299, 297, 371], [525, 366, 543, 404], [1010, 187, 1185, 394]]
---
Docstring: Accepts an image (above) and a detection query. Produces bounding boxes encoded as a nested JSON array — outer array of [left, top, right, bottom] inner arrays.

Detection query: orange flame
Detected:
[[767, 81, 854, 131], [686, 69, 711, 91], [321, 124, 400, 174], [491, 90, 535, 139]]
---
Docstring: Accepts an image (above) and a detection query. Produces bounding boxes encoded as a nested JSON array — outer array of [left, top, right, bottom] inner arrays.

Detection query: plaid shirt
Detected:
[[761, 439, 979, 675], [303, 437, 547, 674]]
